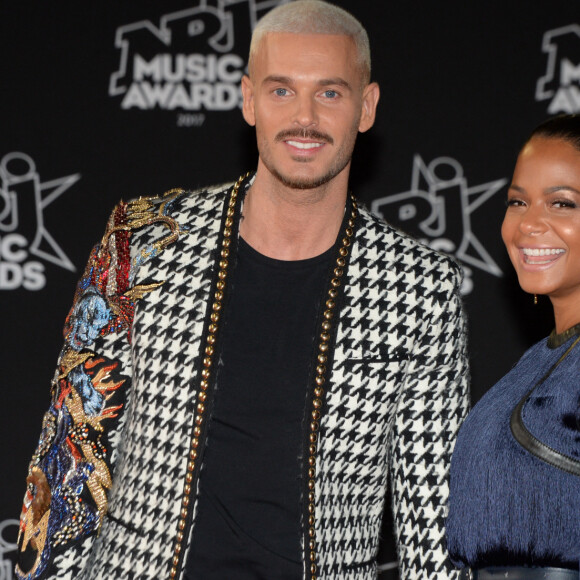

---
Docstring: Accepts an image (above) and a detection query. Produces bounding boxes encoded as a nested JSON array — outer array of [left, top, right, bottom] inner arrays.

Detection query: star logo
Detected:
[[371, 155, 507, 292], [0, 152, 80, 272]]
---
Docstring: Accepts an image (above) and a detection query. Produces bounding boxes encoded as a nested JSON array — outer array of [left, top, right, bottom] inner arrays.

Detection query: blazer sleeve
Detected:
[[14, 199, 166, 579], [389, 260, 470, 580]]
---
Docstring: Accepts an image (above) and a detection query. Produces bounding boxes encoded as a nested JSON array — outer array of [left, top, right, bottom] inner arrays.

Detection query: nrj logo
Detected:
[[109, 0, 289, 117], [371, 155, 507, 296], [0, 152, 79, 291], [536, 23, 580, 114]]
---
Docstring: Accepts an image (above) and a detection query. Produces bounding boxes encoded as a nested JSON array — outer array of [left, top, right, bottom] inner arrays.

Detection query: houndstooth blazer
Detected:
[[16, 176, 469, 580]]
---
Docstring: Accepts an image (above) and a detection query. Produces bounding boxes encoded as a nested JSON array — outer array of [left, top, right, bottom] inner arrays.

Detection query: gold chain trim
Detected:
[[169, 173, 249, 579], [307, 196, 358, 580]]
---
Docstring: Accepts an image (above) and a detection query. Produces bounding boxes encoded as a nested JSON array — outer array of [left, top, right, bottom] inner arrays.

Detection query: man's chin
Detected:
[[271, 168, 336, 190]]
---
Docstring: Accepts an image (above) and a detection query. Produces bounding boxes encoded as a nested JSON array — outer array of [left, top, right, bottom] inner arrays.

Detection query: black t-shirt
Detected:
[[184, 237, 333, 579]]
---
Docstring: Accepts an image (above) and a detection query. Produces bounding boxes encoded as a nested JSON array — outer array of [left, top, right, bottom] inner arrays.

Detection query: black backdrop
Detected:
[[2, 1, 579, 577]]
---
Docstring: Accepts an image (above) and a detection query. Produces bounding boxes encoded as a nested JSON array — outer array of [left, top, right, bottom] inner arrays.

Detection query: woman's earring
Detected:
[[534, 294, 538, 305]]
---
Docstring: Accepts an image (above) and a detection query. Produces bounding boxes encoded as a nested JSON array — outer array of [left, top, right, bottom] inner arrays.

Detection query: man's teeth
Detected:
[[522, 248, 565, 256], [286, 140, 323, 149]]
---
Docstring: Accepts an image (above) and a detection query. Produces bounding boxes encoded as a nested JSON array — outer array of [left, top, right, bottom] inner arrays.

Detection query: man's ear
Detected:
[[241, 75, 256, 127], [358, 82, 380, 133]]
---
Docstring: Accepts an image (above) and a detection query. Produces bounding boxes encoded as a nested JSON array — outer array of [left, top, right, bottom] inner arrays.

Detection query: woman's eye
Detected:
[[553, 199, 577, 208], [506, 198, 524, 207]]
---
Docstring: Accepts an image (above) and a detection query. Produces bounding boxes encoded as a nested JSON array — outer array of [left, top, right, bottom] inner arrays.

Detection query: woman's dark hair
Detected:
[[527, 114, 580, 152]]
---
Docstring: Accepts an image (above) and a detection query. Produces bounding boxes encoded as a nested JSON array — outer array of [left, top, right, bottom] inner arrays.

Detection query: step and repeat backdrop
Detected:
[[1, 1, 579, 577]]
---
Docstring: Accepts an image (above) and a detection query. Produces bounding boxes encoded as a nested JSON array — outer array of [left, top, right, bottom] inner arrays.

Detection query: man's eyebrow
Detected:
[[317, 77, 352, 89], [262, 75, 293, 85], [262, 75, 352, 90]]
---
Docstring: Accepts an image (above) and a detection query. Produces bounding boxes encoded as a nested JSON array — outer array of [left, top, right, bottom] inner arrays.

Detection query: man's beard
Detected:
[[262, 128, 355, 190]]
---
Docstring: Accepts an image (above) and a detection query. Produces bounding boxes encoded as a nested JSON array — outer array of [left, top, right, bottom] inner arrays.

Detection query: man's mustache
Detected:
[[275, 129, 334, 145]]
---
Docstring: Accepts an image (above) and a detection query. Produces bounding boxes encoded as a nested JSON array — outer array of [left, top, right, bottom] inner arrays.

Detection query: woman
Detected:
[[447, 114, 580, 579]]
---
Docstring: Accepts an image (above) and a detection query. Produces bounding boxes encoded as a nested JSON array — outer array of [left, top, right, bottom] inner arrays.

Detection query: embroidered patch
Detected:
[[16, 193, 185, 579]]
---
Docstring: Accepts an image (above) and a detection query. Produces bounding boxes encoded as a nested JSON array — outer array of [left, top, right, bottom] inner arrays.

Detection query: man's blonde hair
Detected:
[[248, 0, 371, 84]]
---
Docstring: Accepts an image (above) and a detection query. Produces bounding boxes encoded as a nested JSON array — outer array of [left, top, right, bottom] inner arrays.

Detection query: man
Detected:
[[16, 2, 469, 579]]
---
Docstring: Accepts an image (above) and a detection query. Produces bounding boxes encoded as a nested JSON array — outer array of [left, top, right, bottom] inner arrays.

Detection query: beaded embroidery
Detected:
[[16, 192, 186, 580]]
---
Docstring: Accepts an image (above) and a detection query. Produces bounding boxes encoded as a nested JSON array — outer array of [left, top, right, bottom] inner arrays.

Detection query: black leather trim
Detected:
[[510, 336, 580, 477]]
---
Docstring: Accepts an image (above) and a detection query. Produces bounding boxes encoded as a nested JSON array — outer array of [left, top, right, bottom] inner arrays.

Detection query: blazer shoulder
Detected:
[[357, 203, 463, 277]]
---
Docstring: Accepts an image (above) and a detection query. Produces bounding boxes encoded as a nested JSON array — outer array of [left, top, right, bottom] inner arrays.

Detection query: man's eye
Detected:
[[323, 90, 338, 98], [274, 88, 288, 97]]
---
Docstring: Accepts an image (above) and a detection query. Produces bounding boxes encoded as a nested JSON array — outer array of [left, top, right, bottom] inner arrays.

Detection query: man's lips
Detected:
[[275, 129, 333, 149], [285, 140, 324, 150]]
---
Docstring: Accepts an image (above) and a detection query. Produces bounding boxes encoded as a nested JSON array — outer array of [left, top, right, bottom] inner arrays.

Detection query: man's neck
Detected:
[[239, 168, 349, 261]]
